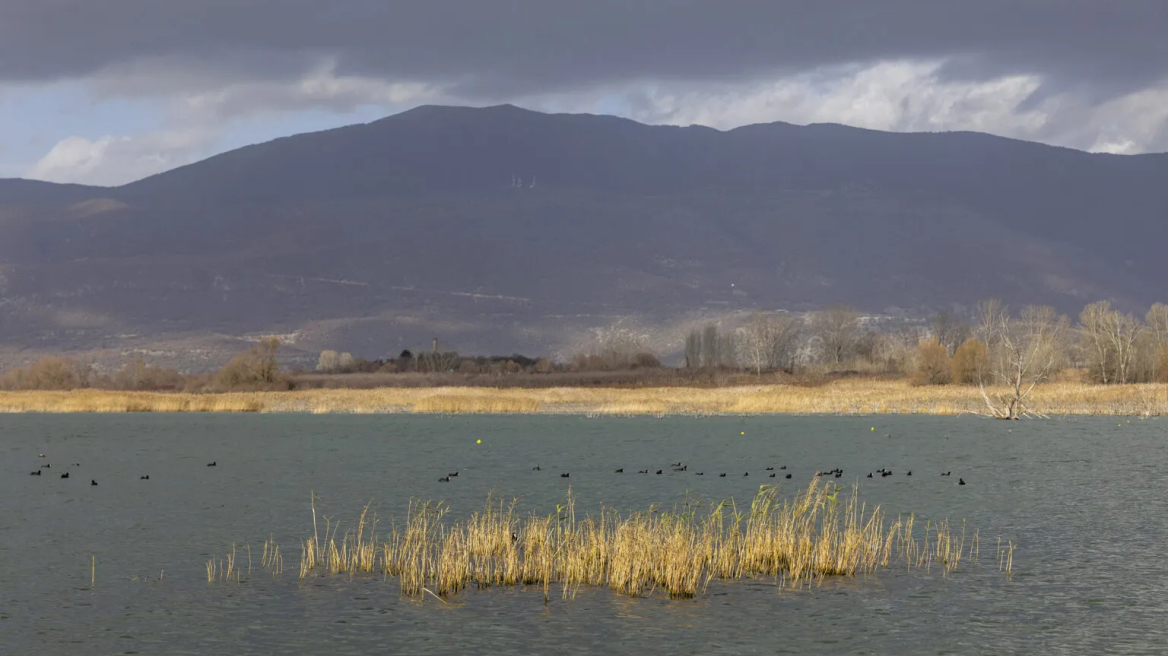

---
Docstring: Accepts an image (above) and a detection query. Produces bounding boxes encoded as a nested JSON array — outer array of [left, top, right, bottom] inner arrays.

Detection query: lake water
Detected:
[[2, 414, 1166, 655]]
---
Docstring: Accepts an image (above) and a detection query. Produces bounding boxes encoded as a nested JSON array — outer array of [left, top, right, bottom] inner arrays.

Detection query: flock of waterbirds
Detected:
[[28, 452, 219, 486], [437, 461, 968, 485], [30, 452, 967, 487]]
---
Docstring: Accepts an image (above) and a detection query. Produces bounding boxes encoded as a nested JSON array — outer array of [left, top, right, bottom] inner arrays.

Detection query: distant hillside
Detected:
[[1, 104, 1166, 368]]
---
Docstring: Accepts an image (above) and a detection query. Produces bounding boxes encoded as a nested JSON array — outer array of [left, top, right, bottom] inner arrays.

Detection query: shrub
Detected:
[[951, 338, 989, 385], [911, 338, 952, 385], [630, 352, 662, 369], [316, 350, 357, 373], [215, 337, 284, 390], [1157, 346, 1168, 383], [107, 358, 185, 390], [0, 356, 91, 390]]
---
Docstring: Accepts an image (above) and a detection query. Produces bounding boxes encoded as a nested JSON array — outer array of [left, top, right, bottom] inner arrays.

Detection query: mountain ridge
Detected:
[[1, 105, 1166, 368]]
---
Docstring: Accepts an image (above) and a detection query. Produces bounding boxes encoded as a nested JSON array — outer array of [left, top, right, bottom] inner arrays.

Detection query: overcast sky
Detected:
[[2, 1, 1166, 186]]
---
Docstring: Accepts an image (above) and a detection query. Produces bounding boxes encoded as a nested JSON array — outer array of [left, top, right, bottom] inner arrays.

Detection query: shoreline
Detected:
[[1, 380, 1165, 415]]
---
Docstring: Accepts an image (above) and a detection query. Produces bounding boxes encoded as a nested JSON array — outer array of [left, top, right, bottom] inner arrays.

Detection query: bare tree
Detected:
[[685, 322, 743, 369], [1146, 303, 1168, 381], [1147, 303, 1168, 346], [977, 300, 1069, 419], [717, 331, 738, 369], [1079, 301, 1116, 384], [930, 309, 971, 355], [701, 323, 720, 369], [684, 330, 701, 369], [1079, 301, 1142, 384], [316, 350, 356, 373], [1104, 308, 1141, 385], [216, 337, 282, 388], [418, 349, 459, 373], [810, 305, 861, 364], [736, 312, 803, 375], [253, 337, 281, 383]]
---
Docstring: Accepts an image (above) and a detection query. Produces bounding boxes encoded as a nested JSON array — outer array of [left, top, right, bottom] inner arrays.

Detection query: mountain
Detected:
[[1, 104, 1166, 368]]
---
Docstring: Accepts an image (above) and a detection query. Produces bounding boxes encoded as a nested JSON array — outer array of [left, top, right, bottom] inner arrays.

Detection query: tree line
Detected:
[[4, 300, 1168, 410]]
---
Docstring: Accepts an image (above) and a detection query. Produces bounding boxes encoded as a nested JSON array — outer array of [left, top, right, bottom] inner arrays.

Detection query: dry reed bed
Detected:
[[207, 482, 1015, 599], [3, 380, 1167, 415]]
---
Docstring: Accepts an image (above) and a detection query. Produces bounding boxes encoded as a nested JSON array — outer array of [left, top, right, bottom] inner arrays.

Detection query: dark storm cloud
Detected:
[[2, 1, 1166, 97]]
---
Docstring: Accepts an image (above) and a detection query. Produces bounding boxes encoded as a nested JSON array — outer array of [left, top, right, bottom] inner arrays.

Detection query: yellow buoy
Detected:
[[871, 427, 875, 431], [477, 439, 482, 444]]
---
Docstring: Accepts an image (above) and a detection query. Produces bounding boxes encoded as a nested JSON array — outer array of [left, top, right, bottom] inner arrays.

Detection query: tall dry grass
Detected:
[[3, 380, 1166, 415], [214, 483, 1005, 599], [0, 390, 264, 413]]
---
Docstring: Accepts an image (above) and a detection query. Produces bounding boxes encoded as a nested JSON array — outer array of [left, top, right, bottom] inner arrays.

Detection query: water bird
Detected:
[[867, 473, 873, 478], [785, 473, 792, 479], [91, 480, 97, 486], [695, 472, 704, 476], [448, 471, 459, 477], [30, 470, 41, 476], [906, 471, 912, 476], [533, 466, 541, 471], [38, 453, 47, 458], [835, 472, 843, 478], [40, 464, 50, 469], [207, 462, 217, 467], [656, 470, 663, 475], [881, 471, 891, 478], [140, 475, 149, 480], [673, 465, 687, 471], [766, 467, 774, 471], [780, 466, 786, 470], [768, 473, 776, 478], [638, 469, 649, 474], [959, 478, 966, 485], [72, 463, 80, 466], [671, 462, 683, 467], [744, 472, 749, 477], [561, 473, 570, 478], [439, 476, 450, 482], [615, 468, 623, 473], [941, 471, 951, 476], [719, 473, 727, 477], [61, 472, 69, 479]]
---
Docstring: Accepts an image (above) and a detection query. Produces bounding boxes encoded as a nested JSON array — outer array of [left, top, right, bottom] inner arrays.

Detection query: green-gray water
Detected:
[[3, 415, 1166, 654]]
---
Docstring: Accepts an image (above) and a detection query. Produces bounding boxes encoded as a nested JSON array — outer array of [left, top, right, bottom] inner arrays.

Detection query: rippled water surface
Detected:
[[3, 414, 1167, 655]]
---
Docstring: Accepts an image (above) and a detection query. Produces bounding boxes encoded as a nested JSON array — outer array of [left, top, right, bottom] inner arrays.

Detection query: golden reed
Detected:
[[4, 380, 1167, 415], [209, 481, 1013, 599]]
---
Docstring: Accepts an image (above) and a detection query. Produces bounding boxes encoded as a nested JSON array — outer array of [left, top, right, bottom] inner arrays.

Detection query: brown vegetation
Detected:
[[951, 339, 988, 385], [215, 337, 289, 390], [3, 379, 1167, 415], [911, 338, 952, 386]]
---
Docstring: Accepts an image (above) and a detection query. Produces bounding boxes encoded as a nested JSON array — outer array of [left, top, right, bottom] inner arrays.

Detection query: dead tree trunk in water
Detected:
[[977, 300, 1067, 419]]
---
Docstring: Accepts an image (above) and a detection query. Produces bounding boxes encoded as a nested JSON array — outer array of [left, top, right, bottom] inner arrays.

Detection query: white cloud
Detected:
[[26, 129, 216, 186], [21, 56, 1168, 186], [25, 60, 444, 186], [167, 58, 444, 122], [550, 60, 1168, 154]]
